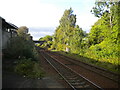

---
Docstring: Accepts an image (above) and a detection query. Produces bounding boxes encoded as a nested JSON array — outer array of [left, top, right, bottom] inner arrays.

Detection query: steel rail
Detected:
[[45, 51, 104, 90], [40, 51, 103, 90], [40, 51, 76, 90], [48, 51, 119, 83]]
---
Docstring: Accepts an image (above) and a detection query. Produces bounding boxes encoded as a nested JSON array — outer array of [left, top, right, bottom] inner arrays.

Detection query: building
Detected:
[[0, 17, 18, 49]]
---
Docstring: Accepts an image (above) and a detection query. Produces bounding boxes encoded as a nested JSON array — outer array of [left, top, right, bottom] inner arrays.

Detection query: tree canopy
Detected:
[[38, 2, 120, 73]]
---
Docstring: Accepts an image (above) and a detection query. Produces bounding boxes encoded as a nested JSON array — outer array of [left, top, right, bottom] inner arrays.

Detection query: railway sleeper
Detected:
[[83, 84, 91, 88], [79, 81, 86, 85], [41, 51, 104, 89], [65, 77, 79, 80], [74, 84, 93, 89], [75, 86, 93, 90], [71, 82, 85, 87], [64, 63, 75, 65], [68, 79, 83, 83], [75, 86, 84, 88], [67, 77, 83, 80], [64, 74, 77, 77]]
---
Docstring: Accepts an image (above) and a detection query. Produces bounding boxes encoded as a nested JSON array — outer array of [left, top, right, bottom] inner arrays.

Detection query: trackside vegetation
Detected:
[[3, 26, 44, 78], [38, 1, 120, 74], [15, 58, 44, 78]]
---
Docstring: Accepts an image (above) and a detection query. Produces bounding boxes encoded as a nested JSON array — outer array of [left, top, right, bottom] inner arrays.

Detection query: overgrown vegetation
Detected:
[[38, 1, 120, 73], [15, 58, 44, 78], [3, 26, 44, 78], [37, 35, 53, 50], [4, 26, 38, 60], [58, 51, 119, 73]]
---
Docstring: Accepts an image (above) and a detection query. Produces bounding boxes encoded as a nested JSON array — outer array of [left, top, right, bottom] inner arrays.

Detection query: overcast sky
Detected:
[[0, 0, 99, 40]]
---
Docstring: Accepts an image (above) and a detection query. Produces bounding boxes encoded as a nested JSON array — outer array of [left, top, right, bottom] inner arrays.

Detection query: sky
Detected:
[[0, 0, 99, 40]]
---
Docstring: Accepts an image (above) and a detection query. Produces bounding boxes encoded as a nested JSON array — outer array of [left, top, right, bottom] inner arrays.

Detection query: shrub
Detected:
[[3, 26, 37, 59], [3, 36, 36, 60], [15, 58, 44, 78]]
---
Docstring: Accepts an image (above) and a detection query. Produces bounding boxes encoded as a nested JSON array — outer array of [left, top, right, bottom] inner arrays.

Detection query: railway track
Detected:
[[47, 51, 119, 83], [40, 50, 103, 89]]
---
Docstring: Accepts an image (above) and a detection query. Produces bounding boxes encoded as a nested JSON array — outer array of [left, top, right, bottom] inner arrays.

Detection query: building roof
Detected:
[[0, 16, 18, 30], [8, 22, 18, 29]]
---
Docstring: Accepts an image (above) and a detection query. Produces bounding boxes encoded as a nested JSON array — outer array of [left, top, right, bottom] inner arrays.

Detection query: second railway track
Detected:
[[40, 50, 103, 89], [47, 51, 119, 83], [45, 50, 119, 88]]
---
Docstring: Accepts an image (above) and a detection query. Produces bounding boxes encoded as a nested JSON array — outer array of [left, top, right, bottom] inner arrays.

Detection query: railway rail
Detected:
[[47, 51, 119, 83], [40, 50, 103, 89]]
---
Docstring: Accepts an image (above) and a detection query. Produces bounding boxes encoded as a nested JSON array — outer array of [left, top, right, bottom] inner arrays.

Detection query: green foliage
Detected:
[[85, 40, 119, 65], [15, 58, 34, 75], [40, 3, 120, 73], [59, 8, 76, 28], [57, 51, 119, 74], [69, 26, 87, 54], [3, 26, 43, 78], [4, 26, 38, 60], [39, 35, 53, 49], [91, 0, 115, 18], [39, 35, 52, 41], [51, 8, 87, 53], [15, 58, 44, 78], [84, 2, 120, 66], [4, 36, 35, 59], [88, 16, 110, 45]]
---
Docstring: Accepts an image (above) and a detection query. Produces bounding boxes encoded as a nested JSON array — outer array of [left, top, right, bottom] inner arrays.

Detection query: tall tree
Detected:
[[91, 0, 116, 28], [59, 8, 76, 45], [85, 1, 120, 65], [69, 25, 86, 54], [51, 8, 86, 53]]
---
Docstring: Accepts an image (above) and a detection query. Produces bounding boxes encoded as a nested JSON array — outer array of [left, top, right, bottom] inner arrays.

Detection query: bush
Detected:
[[15, 58, 44, 78], [4, 36, 36, 59]]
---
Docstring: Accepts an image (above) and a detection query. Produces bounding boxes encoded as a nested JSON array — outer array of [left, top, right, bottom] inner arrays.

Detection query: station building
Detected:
[[0, 17, 18, 50]]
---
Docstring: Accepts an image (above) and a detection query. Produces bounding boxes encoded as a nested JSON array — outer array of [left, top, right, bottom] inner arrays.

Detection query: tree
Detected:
[[91, 1, 115, 17], [60, 8, 76, 28], [4, 26, 35, 59], [91, 1, 118, 29], [17, 26, 33, 41], [85, 1, 120, 65], [59, 8, 76, 44], [17, 26, 28, 35], [51, 8, 77, 51], [51, 8, 87, 53], [69, 25, 86, 54], [39, 35, 53, 49], [88, 14, 110, 45]]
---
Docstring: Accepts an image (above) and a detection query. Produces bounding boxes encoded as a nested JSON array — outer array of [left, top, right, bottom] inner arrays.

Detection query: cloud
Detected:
[[0, 0, 99, 37], [0, 0, 97, 29], [0, 0, 63, 27], [29, 27, 54, 40], [77, 13, 98, 32], [31, 31, 53, 35]]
